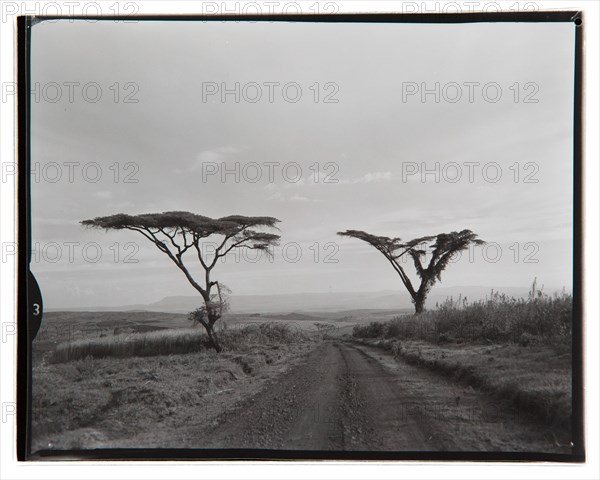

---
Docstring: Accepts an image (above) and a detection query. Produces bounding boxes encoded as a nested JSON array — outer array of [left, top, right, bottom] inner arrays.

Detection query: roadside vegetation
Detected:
[[353, 280, 571, 347], [351, 280, 573, 429], [33, 321, 314, 451], [50, 322, 307, 363]]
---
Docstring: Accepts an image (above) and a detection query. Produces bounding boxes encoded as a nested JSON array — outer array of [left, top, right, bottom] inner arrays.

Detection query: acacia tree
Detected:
[[81, 211, 280, 352], [337, 229, 484, 314]]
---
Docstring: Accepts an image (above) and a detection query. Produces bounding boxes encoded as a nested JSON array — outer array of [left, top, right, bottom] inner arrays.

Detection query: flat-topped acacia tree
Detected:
[[81, 211, 281, 352], [337, 229, 484, 314]]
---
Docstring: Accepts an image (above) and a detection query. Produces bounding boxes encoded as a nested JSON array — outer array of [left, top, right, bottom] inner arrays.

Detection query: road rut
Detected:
[[195, 342, 570, 452]]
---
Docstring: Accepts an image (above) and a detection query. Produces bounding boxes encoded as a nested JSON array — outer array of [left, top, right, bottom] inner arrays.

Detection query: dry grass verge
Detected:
[[32, 338, 315, 451], [354, 337, 571, 430], [50, 323, 305, 363]]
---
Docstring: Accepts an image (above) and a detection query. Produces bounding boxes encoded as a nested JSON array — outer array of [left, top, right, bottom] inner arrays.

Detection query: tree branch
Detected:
[[125, 226, 208, 299]]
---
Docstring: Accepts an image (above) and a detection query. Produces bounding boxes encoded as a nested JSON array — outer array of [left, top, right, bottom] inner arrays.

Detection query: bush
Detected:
[[352, 321, 385, 339], [383, 319, 404, 339]]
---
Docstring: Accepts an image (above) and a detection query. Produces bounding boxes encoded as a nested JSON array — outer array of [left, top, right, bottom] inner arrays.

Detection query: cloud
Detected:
[[290, 194, 322, 203], [266, 191, 285, 202], [93, 190, 112, 200], [266, 192, 321, 203], [106, 201, 136, 210], [279, 170, 392, 189], [190, 146, 243, 171], [338, 171, 393, 185]]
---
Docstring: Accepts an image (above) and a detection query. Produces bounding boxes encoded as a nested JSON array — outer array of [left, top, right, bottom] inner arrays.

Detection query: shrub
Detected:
[[383, 319, 404, 339], [352, 321, 385, 339]]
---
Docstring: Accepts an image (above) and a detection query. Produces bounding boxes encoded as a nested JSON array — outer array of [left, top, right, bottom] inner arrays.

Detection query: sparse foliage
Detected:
[[81, 212, 280, 352], [338, 229, 484, 313]]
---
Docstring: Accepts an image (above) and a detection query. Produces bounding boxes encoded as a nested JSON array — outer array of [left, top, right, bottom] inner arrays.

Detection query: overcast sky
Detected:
[[30, 19, 575, 308]]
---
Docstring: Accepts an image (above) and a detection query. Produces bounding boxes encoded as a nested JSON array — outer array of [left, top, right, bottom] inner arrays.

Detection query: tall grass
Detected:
[[50, 322, 307, 363], [353, 280, 572, 346]]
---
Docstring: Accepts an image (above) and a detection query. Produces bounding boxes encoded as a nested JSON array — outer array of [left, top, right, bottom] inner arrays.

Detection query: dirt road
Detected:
[[195, 341, 570, 452]]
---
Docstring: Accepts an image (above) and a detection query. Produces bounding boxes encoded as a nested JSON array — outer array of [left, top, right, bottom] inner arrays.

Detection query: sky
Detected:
[[29, 19, 576, 309]]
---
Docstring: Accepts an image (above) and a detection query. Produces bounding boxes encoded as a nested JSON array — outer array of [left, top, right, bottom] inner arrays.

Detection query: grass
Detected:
[[350, 281, 573, 429], [50, 322, 308, 363], [31, 311, 189, 366], [355, 338, 571, 429], [32, 318, 316, 451], [353, 280, 572, 347], [32, 342, 315, 451]]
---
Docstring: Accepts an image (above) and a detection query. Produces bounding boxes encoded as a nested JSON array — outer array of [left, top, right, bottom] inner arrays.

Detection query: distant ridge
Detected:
[[44, 285, 560, 314]]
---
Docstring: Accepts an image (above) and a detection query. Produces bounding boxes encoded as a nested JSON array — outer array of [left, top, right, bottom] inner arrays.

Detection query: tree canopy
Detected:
[[81, 212, 281, 271], [338, 229, 484, 313], [81, 211, 281, 351]]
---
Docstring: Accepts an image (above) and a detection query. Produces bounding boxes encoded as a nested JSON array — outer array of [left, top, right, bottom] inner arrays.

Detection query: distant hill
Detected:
[[45, 285, 560, 314], [263, 312, 323, 321]]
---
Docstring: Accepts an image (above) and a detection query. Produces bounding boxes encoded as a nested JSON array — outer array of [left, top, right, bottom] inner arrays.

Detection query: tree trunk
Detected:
[[205, 322, 222, 353], [414, 295, 426, 314], [202, 285, 222, 352]]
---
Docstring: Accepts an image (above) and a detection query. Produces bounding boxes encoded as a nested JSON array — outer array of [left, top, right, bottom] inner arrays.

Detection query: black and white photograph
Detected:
[[16, 9, 584, 463]]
